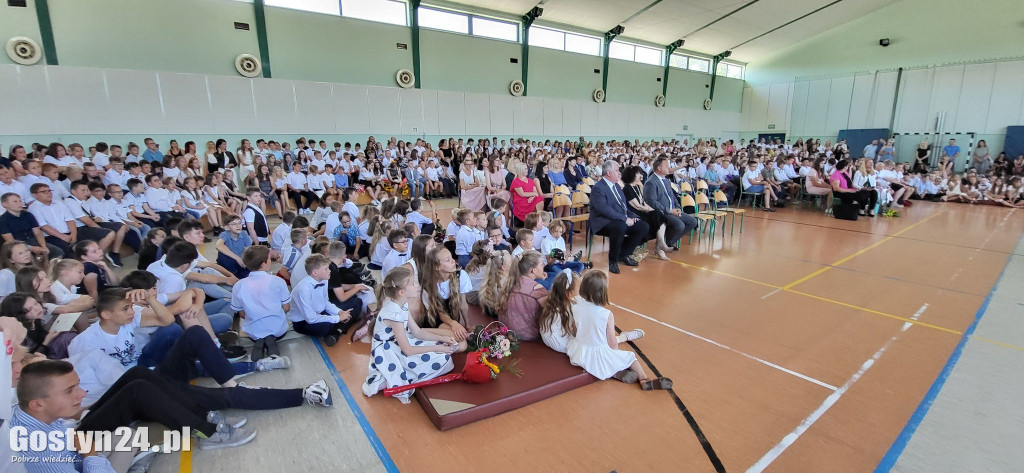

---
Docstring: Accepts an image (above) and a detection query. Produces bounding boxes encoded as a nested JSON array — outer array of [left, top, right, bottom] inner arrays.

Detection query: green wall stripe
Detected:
[[411, 0, 421, 88], [34, 0, 59, 65], [253, 0, 272, 78]]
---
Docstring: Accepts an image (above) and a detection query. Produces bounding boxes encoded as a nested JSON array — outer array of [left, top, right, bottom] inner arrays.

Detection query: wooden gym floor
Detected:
[[147, 198, 1023, 473]]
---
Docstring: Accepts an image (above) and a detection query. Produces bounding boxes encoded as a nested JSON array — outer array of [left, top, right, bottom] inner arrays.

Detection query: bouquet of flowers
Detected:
[[468, 322, 520, 361], [881, 209, 901, 218]]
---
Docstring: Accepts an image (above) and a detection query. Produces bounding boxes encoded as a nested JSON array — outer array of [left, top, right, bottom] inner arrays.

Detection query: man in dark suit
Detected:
[[644, 155, 697, 247], [589, 161, 649, 274]]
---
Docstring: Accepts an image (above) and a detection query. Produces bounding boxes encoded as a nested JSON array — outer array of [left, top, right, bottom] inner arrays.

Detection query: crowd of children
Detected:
[[3, 133, 1021, 470]]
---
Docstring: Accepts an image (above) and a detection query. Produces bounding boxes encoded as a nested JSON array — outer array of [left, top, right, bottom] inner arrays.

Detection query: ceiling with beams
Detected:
[[438, 0, 899, 62]]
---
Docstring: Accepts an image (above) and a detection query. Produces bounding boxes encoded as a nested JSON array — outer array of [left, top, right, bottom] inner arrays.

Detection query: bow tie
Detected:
[[314, 283, 325, 288]]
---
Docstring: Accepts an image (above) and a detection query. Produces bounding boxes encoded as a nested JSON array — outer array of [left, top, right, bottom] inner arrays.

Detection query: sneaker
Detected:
[[303, 379, 333, 407], [324, 333, 339, 347], [256, 355, 291, 372], [106, 253, 123, 267], [221, 345, 247, 362], [198, 423, 257, 451], [371, 199, 381, 206], [207, 410, 247, 429]]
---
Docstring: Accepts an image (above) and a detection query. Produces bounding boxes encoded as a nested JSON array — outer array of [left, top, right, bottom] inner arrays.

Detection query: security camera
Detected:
[[879, 38, 890, 47]]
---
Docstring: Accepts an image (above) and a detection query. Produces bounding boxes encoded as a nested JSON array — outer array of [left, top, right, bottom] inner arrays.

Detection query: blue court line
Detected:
[[312, 339, 400, 473], [874, 248, 1017, 472]]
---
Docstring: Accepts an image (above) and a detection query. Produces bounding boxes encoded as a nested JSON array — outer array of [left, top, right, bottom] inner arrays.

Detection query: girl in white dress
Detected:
[[539, 270, 578, 353], [363, 266, 464, 404], [567, 271, 672, 390]]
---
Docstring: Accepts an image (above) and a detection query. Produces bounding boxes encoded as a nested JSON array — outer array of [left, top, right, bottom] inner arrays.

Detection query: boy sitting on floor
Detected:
[[231, 245, 292, 362], [288, 254, 353, 347], [216, 214, 253, 279]]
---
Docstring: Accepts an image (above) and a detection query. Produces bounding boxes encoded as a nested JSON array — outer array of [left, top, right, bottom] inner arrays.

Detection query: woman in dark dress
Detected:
[[211, 138, 236, 174], [622, 166, 669, 260], [533, 161, 552, 211]]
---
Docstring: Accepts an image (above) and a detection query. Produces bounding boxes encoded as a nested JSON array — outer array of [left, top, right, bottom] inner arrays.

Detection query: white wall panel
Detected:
[[0, 66, 57, 135], [627, 104, 644, 137], [104, 70, 162, 134], [748, 85, 769, 131], [159, 72, 213, 134], [293, 81, 335, 135], [332, 83, 370, 135], [847, 74, 874, 129], [513, 96, 543, 136], [543, 99, 563, 136], [48, 66, 109, 134], [985, 60, 1024, 134], [954, 63, 995, 133], [740, 87, 753, 131], [870, 71, 898, 129], [927, 65, 964, 132], [252, 78, 297, 134], [789, 81, 808, 136], [366, 86, 400, 134], [895, 68, 934, 133], [435, 90, 465, 135], [398, 88, 424, 135], [804, 80, 831, 136], [561, 100, 581, 137], [767, 83, 790, 130], [420, 89, 439, 136], [824, 75, 853, 135], [597, 103, 617, 136], [207, 75, 257, 135], [488, 94, 514, 136], [463, 92, 490, 136]]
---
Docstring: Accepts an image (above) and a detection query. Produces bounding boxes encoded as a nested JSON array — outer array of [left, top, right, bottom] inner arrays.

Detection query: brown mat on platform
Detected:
[[413, 342, 596, 430]]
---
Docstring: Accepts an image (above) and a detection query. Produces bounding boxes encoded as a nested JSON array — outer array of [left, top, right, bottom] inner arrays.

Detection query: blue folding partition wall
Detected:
[[837, 128, 891, 158], [1005, 126, 1024, 158]]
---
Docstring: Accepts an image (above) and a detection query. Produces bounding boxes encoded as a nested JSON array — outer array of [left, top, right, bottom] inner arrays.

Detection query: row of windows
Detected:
[[234, 0, 743, 78]]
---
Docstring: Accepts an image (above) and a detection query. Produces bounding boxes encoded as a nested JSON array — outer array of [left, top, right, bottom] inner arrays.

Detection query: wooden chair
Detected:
[[680, 194, 715, 245], [696, 193, 727, 239], [552, 185, 572, 208], [695, 180, 709, 194], [679, 181, 693, 195], [713, 189, 746, 234], [560, 214, 589, 253]]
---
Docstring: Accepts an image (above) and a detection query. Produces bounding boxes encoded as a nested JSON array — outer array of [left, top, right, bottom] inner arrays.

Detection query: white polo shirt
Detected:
[[28, 199, 74, 234], [146, 257, 188, 295]]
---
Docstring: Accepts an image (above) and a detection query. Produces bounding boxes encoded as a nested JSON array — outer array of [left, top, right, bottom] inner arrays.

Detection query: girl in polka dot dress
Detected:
[[363, 266, 467, 403]]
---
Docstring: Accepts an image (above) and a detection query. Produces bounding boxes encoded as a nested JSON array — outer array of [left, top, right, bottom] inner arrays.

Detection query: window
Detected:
[[724, 63, 744, 79], [688, 57, 710, 73], [608, 42, 634, 61], [634, 45, 662, 66], [472, 16, 518, 42], [564, 32, 600, 56], [668, 54, 687, 69], [418, 7, 468, 34], [529, 26, 565, 50], [342, 0, 407, 26], [265, 0, 340, 15]]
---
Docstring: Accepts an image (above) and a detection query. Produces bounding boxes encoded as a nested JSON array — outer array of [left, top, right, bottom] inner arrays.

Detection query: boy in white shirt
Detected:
[[340, 187, 360, 224], [511, 228, 533, 258], [39, 163, 69, 202], [230, 245, 292, 361], [103, 157, 131, 188], [309, 194, 335, 233], [539, 220, 588, 273], [741, 160, 776, 212], [270, 211, 297, 250], [288, 254, 352, 346], [380, 229, 411, 278], [286, 162, 316, 215], [404, 198, 435, 235], [453, 209, 479, 267], [278, 228, 310, 284]]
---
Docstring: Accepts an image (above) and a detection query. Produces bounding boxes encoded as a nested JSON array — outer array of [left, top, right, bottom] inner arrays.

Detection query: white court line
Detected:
[[745, 303, 930, 473], [761, 289, 782, 299], [609, 302, 838, 391]]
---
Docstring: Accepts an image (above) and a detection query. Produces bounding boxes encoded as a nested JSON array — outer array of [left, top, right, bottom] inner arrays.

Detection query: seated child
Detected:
[[73, 240, 120, 301], [278, 228, 310, 284], [478, 249, 510, 319], [497, 250, 547, 341], [288, 254, 352, 347], [420, 245, 471, 341], [539, 269, 580, 353], [368, 217, 395, 270], [486, 225, 510, 252], [539, 220, 591, 274], [216, 215, 253, 279], [487, 198, 511, 240], [404, 198, 436, 235], [230, 246, 292, 361], [381, 229, 411, 279], [462, 240, 491, 306], [567, 271, 670, 390], [326, 241, 368, 334], [362, 266, 465, 404], [270, 211, 297, 250], [453, 209, 480, 267]]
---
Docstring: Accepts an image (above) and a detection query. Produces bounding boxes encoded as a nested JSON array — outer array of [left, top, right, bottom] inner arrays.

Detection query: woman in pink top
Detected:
[[831, 159, 877, 216], [805, 157, 831, 196]]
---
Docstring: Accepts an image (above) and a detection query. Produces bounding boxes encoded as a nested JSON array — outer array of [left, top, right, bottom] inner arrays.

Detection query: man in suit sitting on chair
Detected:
[[589, 160, 650, 274], [644, 155, 698, 249]]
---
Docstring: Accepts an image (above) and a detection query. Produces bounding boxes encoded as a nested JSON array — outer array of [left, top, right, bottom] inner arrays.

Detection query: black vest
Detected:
[[245, 204, 269, 239]]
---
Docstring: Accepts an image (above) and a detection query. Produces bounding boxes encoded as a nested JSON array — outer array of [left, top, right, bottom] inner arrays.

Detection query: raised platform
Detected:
[[414, 342, 596, 431]]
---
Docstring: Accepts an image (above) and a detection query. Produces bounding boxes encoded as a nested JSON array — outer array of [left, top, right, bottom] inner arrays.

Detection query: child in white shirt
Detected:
[[288, 254, 351, 347], [230, 246, 292, 361]]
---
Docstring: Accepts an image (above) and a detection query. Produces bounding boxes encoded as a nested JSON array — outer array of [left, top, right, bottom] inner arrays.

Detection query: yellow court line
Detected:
[[784, 289, 962, 335], [782, 209, 947, 290], [671, 260, 781, 289], [178, 448, 192, 473], [665, 256, 1024, 350]]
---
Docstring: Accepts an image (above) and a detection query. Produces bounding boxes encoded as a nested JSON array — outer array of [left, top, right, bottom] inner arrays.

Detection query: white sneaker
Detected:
[[303, 379, 333, 407], [198, 423, 257, 450], [207, 410, 247, 428], [255, 355, 291, 372]]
